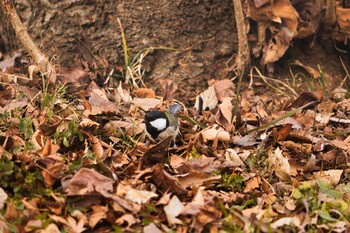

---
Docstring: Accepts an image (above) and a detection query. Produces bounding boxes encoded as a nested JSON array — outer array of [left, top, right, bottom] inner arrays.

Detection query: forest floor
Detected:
[[0, 37, 350, 233]]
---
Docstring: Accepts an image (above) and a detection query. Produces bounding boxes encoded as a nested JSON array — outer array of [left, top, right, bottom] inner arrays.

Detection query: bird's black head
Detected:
[[144, 111, 166, 123], [143, 111, 168, 141]]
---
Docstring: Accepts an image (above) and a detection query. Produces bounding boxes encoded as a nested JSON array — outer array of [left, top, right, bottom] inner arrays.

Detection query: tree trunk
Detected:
[[0, 0, 237, 95]]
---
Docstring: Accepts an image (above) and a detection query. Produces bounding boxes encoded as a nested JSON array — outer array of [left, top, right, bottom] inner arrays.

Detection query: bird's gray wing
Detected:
[[167, 104, 181, 115]]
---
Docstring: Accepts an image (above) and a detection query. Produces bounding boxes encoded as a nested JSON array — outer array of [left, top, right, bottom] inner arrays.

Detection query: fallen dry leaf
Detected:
[[132, 98, 161, 111], [164, 195, 184, 225], [143, 223, 163, 233], [88, 205, 108, 228], [125, 189, 158, 204], [224, 149, 245, 167], [278, 140, 312, 155], [181, 187, 205, 215], [159, 79, 178, 101], [289, 92, 321, 109], [141, 136, 173, 168], [177, 171, 221, 189], [25, 219, 43, 232], [116, 82, 132, 104], [294, 1, 323, 39], [213, 79, 235, 101], [314, 169, 343, 186], [132, 88, 156, 98], [201, 125, 230, 143], [82, 131, 104, 161], [249, 0, 299, 64], [174, 156, 225, 174], [268, 147, 291, 182], [40, 223, 61, 233], [115, 213, 137, 228], [333, 7, 350, 42], [243, 176, 261, 193], [194, 85, 218, 111], [61, 168, 114, 195], [86, 92, 119, 115], [37, 155, 65, 188], [271, 216, 301, 229], [0, 188, 8, 210], [215, 97, 233, 131], [152, 164, 187, 195]]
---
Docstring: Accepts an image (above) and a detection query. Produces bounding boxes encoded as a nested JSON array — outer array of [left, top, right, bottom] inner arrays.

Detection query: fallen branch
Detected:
[[233, 0, 250, 74], [0, 0, 56, 83]]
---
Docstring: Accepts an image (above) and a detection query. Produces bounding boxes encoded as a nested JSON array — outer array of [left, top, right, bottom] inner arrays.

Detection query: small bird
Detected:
[[143, 104, 181, 146]]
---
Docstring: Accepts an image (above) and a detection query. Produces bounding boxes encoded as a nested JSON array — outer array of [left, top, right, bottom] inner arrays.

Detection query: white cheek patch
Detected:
[[150, 118, 167, 131]]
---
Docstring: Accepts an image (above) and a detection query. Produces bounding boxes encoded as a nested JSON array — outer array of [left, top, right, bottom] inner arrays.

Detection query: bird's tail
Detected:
[[167, 104, 181, 115]]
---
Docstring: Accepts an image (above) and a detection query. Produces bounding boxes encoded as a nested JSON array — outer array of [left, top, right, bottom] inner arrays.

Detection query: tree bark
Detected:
[[0, 0, 237, 96]]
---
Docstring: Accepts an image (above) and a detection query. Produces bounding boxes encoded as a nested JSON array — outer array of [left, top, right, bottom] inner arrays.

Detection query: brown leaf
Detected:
[[79, 118, 100, 130], [181, 187, 205, 215], [0, 98, 28, 113], [131, 98, 162, 111], [293, 59, 321, 78], [104, 193, 141, 214], [234, 134, 259, 147], [249, 0, 299, 64], [175, 157, 230, 174], [115, 82, 132, 104], [88, 205, 108, 228], [274, 123, 292, 142], [201, 125, 231, 143], [87, 92, 119, 115], [243, 176, 261, 193], [132, 88, 156, 98], [271, 216, 301, 229], [177, 172, 221, 189], [159, 79, 178, 101], [61, 168, 114, 195], [164, 195, 184, 225], [303, 154, 318, 172], [170, 154, 186, 170], [40, 223, 61, 233], [253, 0, 270, 8], [224, 149, 246, 167], [213, 79, 235, 102], [0, 87, 14, 107], [58, 64, 89, 87], [289, 92, 321, 109], [115, 214, 137, 228], [141, 136, 173, 168], [333, 7, 350, 42], [39, 138, 60, 157], [125, 189, 158, 204], [0, 188, 8, 210], [37, 155, 65, 188], [215, 97, 233, 131], [82, 131, 104, 161], [278, 140, 312, 155], [25, 219, 43, 232], [39, 120, 63, 137], [194, 85, 218, 111], [294, 2, 323, 38], [268, 147, 291, 182], [144, 223, 163, 233], [152, 164, 187, 195], [4, 200, 20, 220], [314, 169, 343, 186], [0, 50, 23, 72]]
